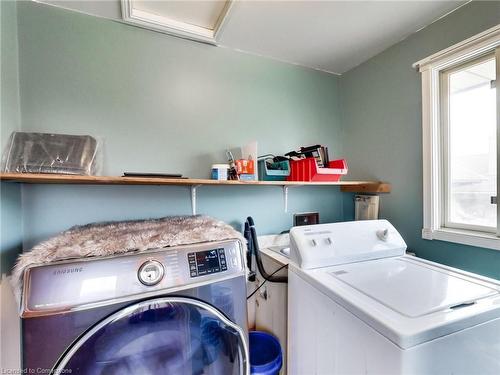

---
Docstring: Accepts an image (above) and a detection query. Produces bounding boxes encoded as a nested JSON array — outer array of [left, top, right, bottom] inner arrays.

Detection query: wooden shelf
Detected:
[[0, 173, 391, 193], [0, 173, 390, 215]]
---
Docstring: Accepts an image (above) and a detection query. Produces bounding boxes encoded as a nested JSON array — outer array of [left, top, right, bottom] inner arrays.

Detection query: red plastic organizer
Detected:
[[287, 158, 348, 182]]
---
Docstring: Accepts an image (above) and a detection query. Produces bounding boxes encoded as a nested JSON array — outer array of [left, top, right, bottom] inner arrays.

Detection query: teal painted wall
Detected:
[[16, 1, 343, 177], [340, 1, 500, 279], [12, 2, 346, 249], [0, 0, 22, 274]]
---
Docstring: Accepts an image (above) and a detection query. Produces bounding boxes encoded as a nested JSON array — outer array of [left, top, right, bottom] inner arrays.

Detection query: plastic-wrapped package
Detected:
[[2, 132, 102, 175]]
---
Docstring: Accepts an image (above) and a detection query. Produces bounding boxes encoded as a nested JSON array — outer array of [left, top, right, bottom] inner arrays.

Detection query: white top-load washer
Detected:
[[288, 220, 500, 375]]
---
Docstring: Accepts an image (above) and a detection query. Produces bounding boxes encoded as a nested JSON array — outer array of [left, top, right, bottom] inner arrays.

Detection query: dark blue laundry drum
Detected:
[[249, 331, 283, 375]]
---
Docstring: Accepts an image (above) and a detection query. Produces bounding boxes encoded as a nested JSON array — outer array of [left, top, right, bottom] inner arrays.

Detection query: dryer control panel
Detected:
[[22, 239, 245, 318], [188, 248, 228, 277]]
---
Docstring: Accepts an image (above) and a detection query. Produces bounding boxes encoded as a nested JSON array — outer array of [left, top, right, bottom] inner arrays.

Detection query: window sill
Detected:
[[422, 227, 500, 251]]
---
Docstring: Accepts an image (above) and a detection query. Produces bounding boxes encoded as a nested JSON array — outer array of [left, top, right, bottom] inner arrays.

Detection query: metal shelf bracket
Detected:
[[191, 185, 202, 215], [282, 185, 302, 213]]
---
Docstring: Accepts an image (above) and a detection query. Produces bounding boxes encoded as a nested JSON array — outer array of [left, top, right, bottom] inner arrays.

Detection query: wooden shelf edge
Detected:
[[340, 183, 391, 193], [0, 173, 391, 193]]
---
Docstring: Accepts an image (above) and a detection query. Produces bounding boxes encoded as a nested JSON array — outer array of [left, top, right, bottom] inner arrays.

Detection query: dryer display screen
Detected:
[[188, 248, 227, 277]]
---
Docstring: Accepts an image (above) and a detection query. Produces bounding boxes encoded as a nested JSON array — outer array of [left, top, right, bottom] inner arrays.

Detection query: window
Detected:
[[416, 25, 500, 250], [442, 55, 497, 232]]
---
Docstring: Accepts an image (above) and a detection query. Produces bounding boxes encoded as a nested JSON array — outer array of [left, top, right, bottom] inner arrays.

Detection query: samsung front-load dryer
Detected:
[[288, 220, 500, 375], [21, 239, 249, 374]]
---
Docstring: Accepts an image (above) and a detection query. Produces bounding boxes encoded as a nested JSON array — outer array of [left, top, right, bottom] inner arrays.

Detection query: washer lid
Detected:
[[330, 258, 498, 318], [294, 256, 500, 348]]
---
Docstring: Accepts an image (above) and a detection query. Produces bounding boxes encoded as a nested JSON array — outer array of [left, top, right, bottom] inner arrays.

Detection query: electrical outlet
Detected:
[[293, 212, 319, 227]]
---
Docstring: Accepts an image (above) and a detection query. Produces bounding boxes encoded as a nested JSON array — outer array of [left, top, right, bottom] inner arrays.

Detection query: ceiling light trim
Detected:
[[213, 1, 234, 41], [121, 0, 233, 45]]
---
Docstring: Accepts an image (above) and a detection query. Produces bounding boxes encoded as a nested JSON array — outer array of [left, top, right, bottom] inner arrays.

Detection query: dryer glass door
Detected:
[[53, 297, 249, 375]]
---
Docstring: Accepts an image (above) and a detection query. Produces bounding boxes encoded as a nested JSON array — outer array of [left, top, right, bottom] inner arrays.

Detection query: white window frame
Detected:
[[414, 25, 500, 251], [441, 53, 497, 234]]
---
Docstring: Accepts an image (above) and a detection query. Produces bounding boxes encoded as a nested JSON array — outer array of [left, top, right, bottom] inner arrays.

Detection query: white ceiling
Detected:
[[219, 1, 466, 74], [37, 0, 467, 74]]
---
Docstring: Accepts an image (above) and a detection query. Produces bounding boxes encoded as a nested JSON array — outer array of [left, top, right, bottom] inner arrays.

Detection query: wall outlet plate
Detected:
[[293, 212, 319, 227]]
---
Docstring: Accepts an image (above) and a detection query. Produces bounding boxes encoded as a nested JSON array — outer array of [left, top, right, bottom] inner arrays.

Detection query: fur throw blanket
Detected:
[[12, 215, 246, 302]]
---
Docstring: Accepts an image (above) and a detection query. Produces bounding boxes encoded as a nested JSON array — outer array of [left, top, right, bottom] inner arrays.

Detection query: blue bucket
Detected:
[[249, 331, 283, 375]]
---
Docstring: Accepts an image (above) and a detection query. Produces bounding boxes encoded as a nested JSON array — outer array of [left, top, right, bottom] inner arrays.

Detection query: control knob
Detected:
[[138, 260, 165, 286], [376, 229, 389, 242]]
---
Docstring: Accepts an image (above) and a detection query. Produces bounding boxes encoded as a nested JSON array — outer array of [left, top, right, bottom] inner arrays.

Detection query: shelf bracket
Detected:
[[190, 185, 202, 215], [282, 185, 302, 213]]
